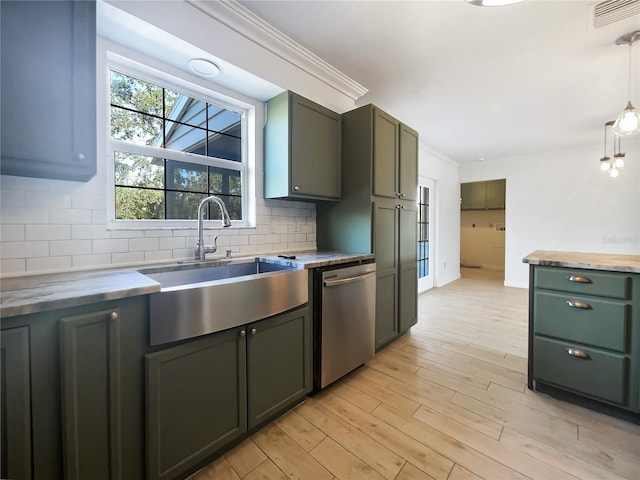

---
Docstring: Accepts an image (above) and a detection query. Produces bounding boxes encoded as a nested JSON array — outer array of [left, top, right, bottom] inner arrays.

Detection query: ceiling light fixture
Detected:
[[465, 0, 525, 6], [188, 58, 220, 78], [612, 30, 640, 135], [600, 120, 626, 178]]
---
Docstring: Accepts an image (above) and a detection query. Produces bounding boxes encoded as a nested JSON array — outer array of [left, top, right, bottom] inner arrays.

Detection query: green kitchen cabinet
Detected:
[[317, 104, 418, 350], [264, 91, 341, 200], [0, 0, 96, 181], [146, 305, 311, 480], [528, 265, 640, 417], [460, 180, 506, 210], [1, 327, 32, 480], [486, 179, 506, 209], [0, 295, 149, 480]]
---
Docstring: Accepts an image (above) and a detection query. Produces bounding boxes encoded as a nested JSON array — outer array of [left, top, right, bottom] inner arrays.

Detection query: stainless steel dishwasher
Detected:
[[313, 262, 376, 390]]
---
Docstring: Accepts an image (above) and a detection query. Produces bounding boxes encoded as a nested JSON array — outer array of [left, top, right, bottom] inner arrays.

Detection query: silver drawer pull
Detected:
[[568, 275, 592, 284], [567, 348, 591, 359], [566, 300, 592, 310]]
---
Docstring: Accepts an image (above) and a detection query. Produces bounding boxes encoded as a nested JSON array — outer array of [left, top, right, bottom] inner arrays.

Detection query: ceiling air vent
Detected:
[[594, 0, 640, 28]]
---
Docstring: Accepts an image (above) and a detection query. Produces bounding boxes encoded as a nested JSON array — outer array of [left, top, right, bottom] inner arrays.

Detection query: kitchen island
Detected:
[[523, 250, 640, 423]]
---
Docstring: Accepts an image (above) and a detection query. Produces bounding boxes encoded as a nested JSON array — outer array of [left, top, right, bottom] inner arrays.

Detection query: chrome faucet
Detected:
[[195, 196, 232, 261]]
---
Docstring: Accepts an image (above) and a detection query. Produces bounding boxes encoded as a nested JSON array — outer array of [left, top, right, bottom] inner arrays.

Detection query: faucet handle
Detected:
[[225, 248, 239, 259]]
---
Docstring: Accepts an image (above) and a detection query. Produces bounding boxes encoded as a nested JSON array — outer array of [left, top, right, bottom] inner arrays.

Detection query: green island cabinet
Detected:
[[528, 265, 640, 419], [0, 0, 96, 181], [145, 305, 311, 480], [264, 91, 342, 200], [317, 104, 418, 350], [460, 179, 505, 210]]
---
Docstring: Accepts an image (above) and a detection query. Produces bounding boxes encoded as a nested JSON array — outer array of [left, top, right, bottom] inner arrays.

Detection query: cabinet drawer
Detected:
[[535, 267, 631, 299], [534, 292, 630, 352], [533, 337, 628, 405]]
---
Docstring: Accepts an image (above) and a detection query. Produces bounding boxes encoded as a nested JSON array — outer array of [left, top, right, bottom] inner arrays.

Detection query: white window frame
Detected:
[[101, 46, 257, 230]]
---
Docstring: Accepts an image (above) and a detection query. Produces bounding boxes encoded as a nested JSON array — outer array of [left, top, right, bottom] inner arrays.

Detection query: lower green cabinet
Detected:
[[1, 327, 32, 480], [146, 306, 311, 480]]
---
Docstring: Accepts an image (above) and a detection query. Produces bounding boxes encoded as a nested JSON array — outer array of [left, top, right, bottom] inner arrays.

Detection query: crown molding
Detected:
[[186, 0, 368, 102]]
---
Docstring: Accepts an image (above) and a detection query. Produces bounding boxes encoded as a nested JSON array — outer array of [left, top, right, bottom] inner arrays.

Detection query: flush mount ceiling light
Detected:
[[465, 0, 525, 6], [188, 58, 220, 78], [612, 30, 640, 135]]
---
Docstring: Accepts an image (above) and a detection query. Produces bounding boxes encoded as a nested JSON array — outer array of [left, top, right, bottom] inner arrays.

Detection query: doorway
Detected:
[[417, 177, 434, 293]]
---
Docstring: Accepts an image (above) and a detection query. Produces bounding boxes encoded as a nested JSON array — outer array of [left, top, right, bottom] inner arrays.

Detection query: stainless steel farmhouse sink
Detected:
[[140, 259, 308, 345]]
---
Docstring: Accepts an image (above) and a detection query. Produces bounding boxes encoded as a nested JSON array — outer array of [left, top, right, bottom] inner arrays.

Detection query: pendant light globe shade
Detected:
[[612, 101, 640, 135], [600, 157, 612, 171]]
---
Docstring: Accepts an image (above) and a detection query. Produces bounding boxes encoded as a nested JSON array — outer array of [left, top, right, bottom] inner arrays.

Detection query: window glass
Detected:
[[109, 68, 246, 222]]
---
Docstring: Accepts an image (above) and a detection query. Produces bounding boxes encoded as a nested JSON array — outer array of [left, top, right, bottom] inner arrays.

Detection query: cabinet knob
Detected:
[[400, 193, 405, 198], [251, 328, 257, 335], [240, 330, 246, 337], [293, 186, 300, 191], [396, 205, 401, 209], [109, 311, 119, 320]]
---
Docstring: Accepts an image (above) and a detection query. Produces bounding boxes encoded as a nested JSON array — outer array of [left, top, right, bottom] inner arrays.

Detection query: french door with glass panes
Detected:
[[418, 177, 434, 292]]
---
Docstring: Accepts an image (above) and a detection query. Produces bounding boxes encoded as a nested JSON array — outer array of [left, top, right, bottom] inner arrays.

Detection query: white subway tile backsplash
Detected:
[[1, 175, 316, 277], [92, 238, 129, 254], [27, 256, 72, 273], [111, 252, 145, 265], [50, 240, 92, 256], [1, 225, 25, 242], [1, 258, 26, 276], [2, 241, 49, 259], [50, 208, 92, 225], [72, 254, 112, 268], [26, 225, 71, 241], [71, 225, 110, 240], [128, 238, 159, 252], [1, 207, 49, 224], [25, 191, 71, 209]]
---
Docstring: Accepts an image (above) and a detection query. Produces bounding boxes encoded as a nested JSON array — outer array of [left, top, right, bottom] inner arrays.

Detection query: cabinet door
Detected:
[[146, 328, 247, 480], [1, 327, 32, 480], [486, 179, 506, 209], [468, 182, 487, 209], [247, 307, 311, 429], [0, 0, 96, 181], [399, 124, 418, 202], [373, 109, 399, 199], [60, 309, 121, 480], [374, 202, 399, 349], [291, 94, 341, 199], [399, 204, 418, 333]]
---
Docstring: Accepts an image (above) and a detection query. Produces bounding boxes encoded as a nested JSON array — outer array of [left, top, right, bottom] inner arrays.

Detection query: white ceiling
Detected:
[[240, 0, 640, 163]]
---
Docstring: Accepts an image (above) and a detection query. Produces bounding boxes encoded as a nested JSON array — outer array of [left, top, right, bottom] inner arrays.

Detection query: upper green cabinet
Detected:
[[373, 109, 418, 201], [0, 0, 96, 181], [460, 179, 505, 210], [264, 91, 341, 201]]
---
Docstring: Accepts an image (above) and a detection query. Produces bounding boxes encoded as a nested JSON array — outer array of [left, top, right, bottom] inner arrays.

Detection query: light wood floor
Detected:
[[190, 268, 640, 480]]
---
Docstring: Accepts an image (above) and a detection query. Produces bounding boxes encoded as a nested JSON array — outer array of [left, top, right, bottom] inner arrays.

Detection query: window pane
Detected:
[[110, 71, 162, 116], [115, 152, 164, 188], [111, 107, 162, 146], [115, 187, 164, 219], [165, 90, 207, 128], [166, 191, 206, 219], [166, 160, 208, 193], [164, 121, 207, 155], [207, 131, 241, 161], [209, 167, 241, 195], [211, 194, 242, 221], [208, 107, 241, 134]]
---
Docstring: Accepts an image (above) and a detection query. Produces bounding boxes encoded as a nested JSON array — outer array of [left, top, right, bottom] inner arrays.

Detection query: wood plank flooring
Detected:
[[190, 268, 640, 480]]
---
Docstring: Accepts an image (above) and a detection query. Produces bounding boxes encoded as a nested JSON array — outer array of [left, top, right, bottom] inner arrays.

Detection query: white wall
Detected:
[[459, 143, 640, 288], [420, 145, 460, 287]]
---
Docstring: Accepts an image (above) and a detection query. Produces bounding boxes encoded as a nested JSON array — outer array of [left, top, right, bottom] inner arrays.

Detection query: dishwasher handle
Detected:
[[324, 271, 375, 287]]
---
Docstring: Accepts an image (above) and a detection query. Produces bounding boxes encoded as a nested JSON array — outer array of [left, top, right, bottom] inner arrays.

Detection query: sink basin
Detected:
[[143, 260, 293, 289], [140, 258, 308, 345]]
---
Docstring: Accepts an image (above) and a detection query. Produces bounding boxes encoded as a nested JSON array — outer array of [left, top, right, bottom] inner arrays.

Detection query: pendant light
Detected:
[[612, 30, 640, 136]]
